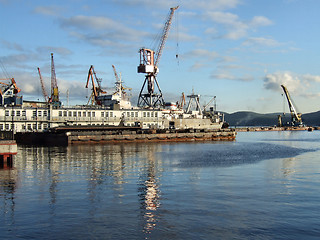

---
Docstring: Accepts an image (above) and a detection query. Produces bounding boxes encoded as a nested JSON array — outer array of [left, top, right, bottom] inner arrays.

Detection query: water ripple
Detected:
[[170, 142, 313, 168]]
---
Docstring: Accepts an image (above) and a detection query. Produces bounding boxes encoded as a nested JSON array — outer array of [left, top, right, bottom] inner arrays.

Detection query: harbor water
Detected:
[[1, 131, 320, 239]]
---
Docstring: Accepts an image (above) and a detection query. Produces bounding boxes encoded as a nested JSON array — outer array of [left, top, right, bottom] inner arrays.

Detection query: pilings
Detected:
[[0, 140, 17, 169]]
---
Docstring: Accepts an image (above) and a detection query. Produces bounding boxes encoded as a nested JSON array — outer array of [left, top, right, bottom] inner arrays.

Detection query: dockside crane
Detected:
[[137, 6, 179, 108], [37, 67, 49, 102], [112, 64, 131, 96], [280, 84, 303, 126], [86, 65, 106, 105], [50, 53, 61, 107]]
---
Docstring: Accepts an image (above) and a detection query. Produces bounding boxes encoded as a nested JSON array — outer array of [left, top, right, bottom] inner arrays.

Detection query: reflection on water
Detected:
[[1, 131, 320, 239]]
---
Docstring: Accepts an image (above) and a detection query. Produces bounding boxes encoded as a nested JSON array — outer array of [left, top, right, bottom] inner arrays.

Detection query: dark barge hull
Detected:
[[15, 127, 236, 146]]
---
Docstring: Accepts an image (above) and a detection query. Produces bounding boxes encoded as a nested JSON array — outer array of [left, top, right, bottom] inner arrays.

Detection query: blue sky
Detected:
[[1, 0, 320, 114]]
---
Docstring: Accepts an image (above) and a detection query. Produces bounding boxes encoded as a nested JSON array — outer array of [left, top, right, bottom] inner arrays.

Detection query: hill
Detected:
[[224, 111, 320, 127]]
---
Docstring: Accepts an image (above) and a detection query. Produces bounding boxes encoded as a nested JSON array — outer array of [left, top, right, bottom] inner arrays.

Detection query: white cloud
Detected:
[[243, 37, 282, 47], [184, 49, 219, 60], [34, 6, 64, 17], [205, 11, 272, 40], [264, 72, 301, 92], [263, 72, 320, 95], [112, 0, 241, 11], [61, 15, 148, 45], [211, 72, 253, 82], [250, 16, 273, 27], [184, 0, 241, 10]]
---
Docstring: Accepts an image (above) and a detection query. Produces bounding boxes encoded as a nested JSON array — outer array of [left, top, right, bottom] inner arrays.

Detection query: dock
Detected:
[[234, 126, 315, 132], [15, 127, 236, 146]]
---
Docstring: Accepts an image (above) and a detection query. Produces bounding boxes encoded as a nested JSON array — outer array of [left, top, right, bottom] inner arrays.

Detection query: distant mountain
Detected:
[[224, 111, 320, 127]]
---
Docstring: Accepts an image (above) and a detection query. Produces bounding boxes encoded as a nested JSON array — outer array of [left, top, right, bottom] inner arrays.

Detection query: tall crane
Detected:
[[281, 84, 303, 125], [50, 53, 61, 107], [137, 6, 179, 108], [37, 67, 49, 102], [86, 65, 106, 105]]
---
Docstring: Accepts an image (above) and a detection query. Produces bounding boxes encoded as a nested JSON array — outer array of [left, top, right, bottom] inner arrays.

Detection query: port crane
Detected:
[[137, 6, 179, 108], [37, 67, 49, 102], [280, 84, 303, 125], [176, 92, 186, 109], [112, 64, 131, 96], [0, 78, 21, 106], [50, 53, 61, 107], [85, 65, 106, 105]]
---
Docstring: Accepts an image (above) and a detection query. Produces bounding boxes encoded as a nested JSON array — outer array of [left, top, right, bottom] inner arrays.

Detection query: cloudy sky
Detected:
[[1, 0, 320, 114]]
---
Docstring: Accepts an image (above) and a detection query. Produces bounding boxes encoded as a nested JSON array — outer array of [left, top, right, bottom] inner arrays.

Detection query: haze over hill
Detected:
[[224, 111, 320, 127]]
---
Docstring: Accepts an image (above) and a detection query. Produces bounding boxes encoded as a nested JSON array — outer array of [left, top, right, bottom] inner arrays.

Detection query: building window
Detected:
[[147, 112, 150, 117], [78, 112, 81, 117], [16, 111, 21, 116], [44, 111, 48, 117], [73, 111, 77, 117], [92, 112, 95, 117], [22, 111, 26, 116], [88, 112, 91, 117], [83, 112, 86, 117], [135, 112, 138, 117], [101, 112, 104, 117], [5, 124, 10, 130], [110, 112, 113, 117], [106, 112, 109, 117], [68, 111, 72, 117], [143, 112, 146, 118], [59, 111, 62, 116], [33, 111, 37, 117], [155, 112, 158, 117], [38, 111, 42, 117], [127, 112, 130, 117], [5, 110, 9, 116], [27, 124, 32, 130], [33, 124, 37, 130], [0, 124, 3, 130], [151, 112, 154, 117], [11, 110, 15, 116]]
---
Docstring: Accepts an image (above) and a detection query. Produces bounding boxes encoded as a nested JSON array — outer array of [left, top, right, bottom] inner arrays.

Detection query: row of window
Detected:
[[3, 110, 160, 119], [4, 110, 49, 117], [57, 111, 160, 118], [0, 123, 48, 131]]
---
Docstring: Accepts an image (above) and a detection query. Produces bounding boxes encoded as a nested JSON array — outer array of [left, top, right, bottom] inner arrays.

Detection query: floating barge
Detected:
[[15, 126, 236, 146]]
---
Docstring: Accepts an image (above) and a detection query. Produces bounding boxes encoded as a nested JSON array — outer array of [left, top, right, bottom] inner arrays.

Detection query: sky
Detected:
[[1, 0, 320, 114]]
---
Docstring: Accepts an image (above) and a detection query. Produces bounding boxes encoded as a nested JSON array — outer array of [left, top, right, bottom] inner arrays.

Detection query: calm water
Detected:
[[1, 131, 320, 239]]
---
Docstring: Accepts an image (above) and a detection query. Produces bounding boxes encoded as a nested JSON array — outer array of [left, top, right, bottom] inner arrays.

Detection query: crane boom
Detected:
[[86, 65, 106, 105], [50, 53, 60, 106], [112, 65, 120, 82], [280, 84, 302, 125], [154, 5, 179, 69], [37, 67, 49, 102]]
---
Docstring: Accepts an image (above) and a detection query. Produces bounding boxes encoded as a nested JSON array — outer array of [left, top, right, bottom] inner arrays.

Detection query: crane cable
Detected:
[[0, 59, 11, 79], [175, 6, 179, 66]]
